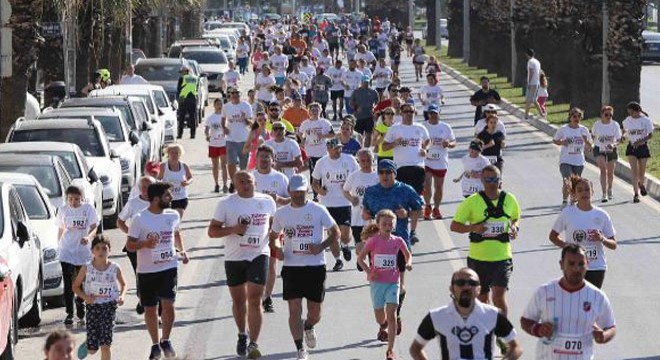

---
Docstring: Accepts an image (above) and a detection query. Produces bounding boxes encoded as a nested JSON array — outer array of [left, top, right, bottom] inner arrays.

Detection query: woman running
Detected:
[[243, 111, 271, 170], [622, 101, 653, 203], [158, 144, 193, 218], [591, 105, 622, 202], [477, 114, 506, 172], [372, 107, 396, 162]]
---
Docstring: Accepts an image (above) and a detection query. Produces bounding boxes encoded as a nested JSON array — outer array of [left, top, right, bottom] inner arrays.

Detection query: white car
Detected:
[[182, 47, 229, 93], [0, 181, 43, 328], [0, 173, 62, 304]]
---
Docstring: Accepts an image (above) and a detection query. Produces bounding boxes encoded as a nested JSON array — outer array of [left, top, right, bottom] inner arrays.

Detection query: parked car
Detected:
[[202, 33, 236, 62], [6, 119, 124, 226], [181, 47, 229, 92], [260, 13, 281, 21], [314, 13, 339, 22], [38, 107, 143, 199], [0, 142, 103, 225], [167, 39, 217, 59], [0, 182, 43, 330], [422, 19, 448, 39], [186, 59, 210, 109], [642, 30, 660, 62], [0, 255, 16, 359], [207, 21, 251, 37], [0, 173, 62, 306]]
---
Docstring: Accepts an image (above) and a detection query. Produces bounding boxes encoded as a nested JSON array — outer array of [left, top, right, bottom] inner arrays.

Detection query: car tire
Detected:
[[18, 274, 42, 328], [45, 295, 65, 309], [0, 292, 17, 360]]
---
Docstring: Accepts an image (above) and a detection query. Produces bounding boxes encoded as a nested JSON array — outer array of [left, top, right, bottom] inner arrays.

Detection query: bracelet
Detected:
[[531, 323, 541, 337]]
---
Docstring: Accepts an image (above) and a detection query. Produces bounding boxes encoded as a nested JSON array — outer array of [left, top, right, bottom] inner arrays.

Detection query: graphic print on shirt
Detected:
[[452, 326, 480, 359], [239, 211, 269, 249], [284, 212, 315, 255]]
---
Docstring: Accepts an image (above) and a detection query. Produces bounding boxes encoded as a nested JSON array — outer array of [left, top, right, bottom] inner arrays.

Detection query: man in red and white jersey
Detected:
[[520, 244, 616, 359]]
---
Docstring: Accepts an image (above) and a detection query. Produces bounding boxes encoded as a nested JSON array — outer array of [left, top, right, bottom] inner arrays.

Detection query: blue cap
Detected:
[[427, 104, 440, 114], [289, 174, 309, 191], [377, 159, 397, 174], [361, 74, 371, 82]]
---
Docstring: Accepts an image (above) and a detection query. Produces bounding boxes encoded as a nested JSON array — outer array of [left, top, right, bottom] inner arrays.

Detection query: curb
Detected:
[[439, 62, 660, 203]]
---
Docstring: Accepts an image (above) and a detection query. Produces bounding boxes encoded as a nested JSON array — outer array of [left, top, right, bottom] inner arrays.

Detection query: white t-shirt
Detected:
[[343, 170, 379, 226], [424, 121, 455, 170], [474, 118, 507, 136], [317, 55, 333, 70], [57, 203, 99, 265], [252, 169, 289, 202], [256, 74, 276, 103], [298, 118, 333, 157], [212, 193, 276, 261], [236, 44, 250, 58], [554, 124, 592, 166], [527, 57, 541, 85], [222, 101, 253, 142], [342, 69, 364, 97], [300, 64, 316, 80], [358, 66, 372, 79], [223, 70, 241, 89], [591, 120, 622, 150], [205, 113, 226, 147], [326, 66, 347, 91], [270, 54, 289, 76], [384, 123, 430, 168], [420, 84, 444, 107], [272, 202, 337, 267], [311, 154, 359, 208], [356, 51, 376, 64], [290, 72, 310, 93], [120, 74, 148, 85], [118, 195, 149, 229], [373, 66, 393, 89], [552, 205, 615, 270], [264, 138, 302, 179], [523, 279, 615, 360], [128, 209, 180, 274], [623, 116, 654, 144], [461, 154, 491, 196]]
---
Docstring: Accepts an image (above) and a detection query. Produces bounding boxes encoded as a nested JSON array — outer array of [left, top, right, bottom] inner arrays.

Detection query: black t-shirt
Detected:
[[477, 129, 505, 158], [470, 89, 501, 123]]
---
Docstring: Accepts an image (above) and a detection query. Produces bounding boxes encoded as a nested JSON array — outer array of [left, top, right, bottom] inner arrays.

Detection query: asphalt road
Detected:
[[641, 63, 660, 125], [14, 49, 660, 360]]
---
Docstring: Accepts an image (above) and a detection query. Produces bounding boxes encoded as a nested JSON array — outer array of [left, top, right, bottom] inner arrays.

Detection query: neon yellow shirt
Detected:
[[374, 121, 393, 157]]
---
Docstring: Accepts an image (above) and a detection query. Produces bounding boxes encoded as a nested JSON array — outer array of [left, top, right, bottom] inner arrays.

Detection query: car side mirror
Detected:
[[88, 168, 99, 183], [158, 108, 165, 116], [110, 149, 120, 159], [129, 131, 140, 146], [172, 101, 178, 110], [200, 72, 209, 78], [151, 117, 158, 124], [142, 121, 152, 131], [16, 221, 30, 244]]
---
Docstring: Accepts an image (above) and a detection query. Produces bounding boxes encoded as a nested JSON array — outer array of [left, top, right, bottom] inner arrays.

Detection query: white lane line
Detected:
[[429, 220, 465, 271]]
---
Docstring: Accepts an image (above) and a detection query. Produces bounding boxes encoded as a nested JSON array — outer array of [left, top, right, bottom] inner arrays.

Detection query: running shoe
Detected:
[[214, 184, 220, 193], [304, 327, 317, 349], [77, 339, 88, 359], [223, 185, 229, 193], [633, 194, 640, 203], [640, 183, 648, 196], [341, 246, 352, 261], [496, 337, 509, 355], [237, 334, 248, 356], [432, 207, 442, 219], [410, 231, 420, 245], [136, 302, 145, 315], [149, 344, 162, 360], [262, 297, 274, 313], [63, 314, 74, 325], [159, 340, 177, 359], [423, 205, 431, 220], [297, 348, 309, 360], [229, 183, 235, 193], [247, 342, 262, 359], [607, 189, 613, 200], [377, 327, 388, 342], [396, 317, 402, 335], [601, 194, 608, 203], [332, 259, 344, 271], [76, 303, 85, 320], [386, 349, 396, 360]]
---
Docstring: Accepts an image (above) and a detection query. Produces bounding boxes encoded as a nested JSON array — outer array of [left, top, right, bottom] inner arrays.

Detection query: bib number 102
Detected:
[[564, 340, 582, 351]]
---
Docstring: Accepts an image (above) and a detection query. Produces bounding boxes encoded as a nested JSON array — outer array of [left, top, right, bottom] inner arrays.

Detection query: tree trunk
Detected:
[[427, 0, 437, 46], [447, 0, 463, 57]]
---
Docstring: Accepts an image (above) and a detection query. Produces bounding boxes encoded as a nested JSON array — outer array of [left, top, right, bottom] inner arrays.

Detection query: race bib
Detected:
[[374, 254, 397, 269], [569, 145, 583, 155], [151, 243, 175, 264], [292, 238, 313, 255], [66, 216, 87, 230], [314, 84, 326, 91], [461, 179, 482, 195], [427, 148, 443, 160], [483, 221, 506, 237], [485, 156, 498, 165], [552, 334, 590, 357], [584, 245, 598, 261], [240, 230, 262, 248], [89, 281, 116, 298]]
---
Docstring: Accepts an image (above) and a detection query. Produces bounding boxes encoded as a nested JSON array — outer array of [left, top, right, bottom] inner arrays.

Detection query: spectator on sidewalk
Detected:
[[537, 71, 549, 117], [524, 48, 542, 119]]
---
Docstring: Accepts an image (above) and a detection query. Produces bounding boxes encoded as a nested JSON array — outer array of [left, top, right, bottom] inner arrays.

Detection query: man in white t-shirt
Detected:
[[269, 174, 340, 360], [126, 182, 189, 360], [205, 98, 229, 193], [520, 244, 616, 359], [298, 102, 335, 199], [208, 171, 276, 358], [270, 45, 289, 86], [422, 105, 456, 220], [356, 44, 377, 69], [342, 59, 364, 115], [524, 48, 542, 119], [221, 61, 241, 95], [373, 58, 393, 94], [264, 121, 303, 179], [325, 59, 347, 121], [221, 88, 254, 192], [312, 138, 359, 272], [120, 64, 148, 85]]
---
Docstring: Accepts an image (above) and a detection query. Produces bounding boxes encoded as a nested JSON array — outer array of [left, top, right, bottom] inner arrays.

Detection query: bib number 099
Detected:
[[160, 250, 174, 260]]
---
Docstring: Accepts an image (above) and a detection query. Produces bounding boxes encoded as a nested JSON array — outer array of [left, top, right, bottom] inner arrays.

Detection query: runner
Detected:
[[310, 66, 333, 119], [270, 46, 289, 86], [469, 76, 502, 125], [311, 138, 359, 271], [339, 116, 363, 156], [158, 144, 193, 218], [409, 268, 522, 360], [205, 98, 229, 193], [342, 59, 363, 115], [455, 140, 492, 198], [591, 105, 622, 202], [622, 101, 654, 203], [373, 58, 393, 96], [221, 61, 241, 96], [418, 73, 445, 120], [264, 121, 303, 179], [520, 244, 616, 359], [477, 114, 506, 172], [357, 210, 412, 360], [411, 39, 426, 82], [255, 65, 276, 104], [351, 75, 379, 147], [43, 331, 76, 360], [208, 171, 276, 358], [269, 174, 341, 360], [126, 182, 189, 360], [325, 60, 346, 121], [372, 107, 396, 162], [422, 105, 456, 220], [552, 107, 592, 208], [298, 102, 334, 200], [243, 111, 271, 170], [549, 177, 617, 289], [474, 104, 506, 135], [222, 88, 255, 190]]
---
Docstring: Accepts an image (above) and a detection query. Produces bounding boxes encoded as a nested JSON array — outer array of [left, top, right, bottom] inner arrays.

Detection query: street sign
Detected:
[[303, 12, 312, 24], [0, 0, 10, 25], [1, 27, 12, 77], [42, 22, 62, 37]]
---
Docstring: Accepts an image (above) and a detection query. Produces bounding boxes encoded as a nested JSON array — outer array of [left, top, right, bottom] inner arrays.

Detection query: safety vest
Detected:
[[179, 74, 199, 99]]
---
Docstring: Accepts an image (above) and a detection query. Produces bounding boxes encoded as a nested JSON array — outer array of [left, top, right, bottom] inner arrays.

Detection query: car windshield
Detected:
[[135, 64, 179, 81], [183, 50, 227, 64], [0, 166, 60, 197], [219, 38, 231, 49], [97, 116, 125, 142], [204, 23, 223, 31], [138, 95, 155, 114], [11, 129, 105, 157], [16, 185, 49, 219]]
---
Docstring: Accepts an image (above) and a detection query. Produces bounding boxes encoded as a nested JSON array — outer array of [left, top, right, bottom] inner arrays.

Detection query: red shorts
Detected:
[[425, 166, 447, 178], [208, 146, 227, 158]]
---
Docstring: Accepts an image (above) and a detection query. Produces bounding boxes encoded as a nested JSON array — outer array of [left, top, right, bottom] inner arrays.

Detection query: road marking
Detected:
[[429, 220, 465, 271]]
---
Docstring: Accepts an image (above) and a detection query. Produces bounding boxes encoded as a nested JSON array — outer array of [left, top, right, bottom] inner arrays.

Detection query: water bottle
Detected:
[[542, 316, 559, 345]]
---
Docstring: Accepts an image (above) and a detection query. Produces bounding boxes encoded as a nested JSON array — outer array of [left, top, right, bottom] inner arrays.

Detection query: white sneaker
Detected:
[[297, 348, 309, 360], [601, 194, 608, 203], [304, 327, 317, 349], [607, 190, 613, 200]]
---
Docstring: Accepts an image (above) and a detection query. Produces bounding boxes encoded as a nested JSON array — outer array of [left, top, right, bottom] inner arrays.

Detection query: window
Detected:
[[16, 185, 49, 220], [11, 129, 105, 157], [0, 166, 60, 197], [154, 90, 169, 108], [97, 116, 125, 142], [182, 50, 228, 65], [135, 64, 180, 81]]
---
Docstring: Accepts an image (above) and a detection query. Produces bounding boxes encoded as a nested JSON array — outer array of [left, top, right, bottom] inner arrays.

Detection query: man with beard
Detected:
[[208, 171, 277, 358], [520, 244, 616, 359], [409, 268, 522, 360], [469, 76, 501, 125], [126, 182, 189, 360]]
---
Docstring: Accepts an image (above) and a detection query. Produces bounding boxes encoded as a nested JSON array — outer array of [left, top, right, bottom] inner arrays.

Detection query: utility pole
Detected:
[[62, 0, 76, 96], [436, 0, 442, 51], [602, 0, 610, 105], [409, 0, 414, 33], [125, 0, 133, 67], [463, 0, 469, 62]]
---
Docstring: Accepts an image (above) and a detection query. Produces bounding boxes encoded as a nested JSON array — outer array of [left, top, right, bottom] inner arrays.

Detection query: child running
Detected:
[[357, 209, 412, 360], [73, 235, 127, 360]]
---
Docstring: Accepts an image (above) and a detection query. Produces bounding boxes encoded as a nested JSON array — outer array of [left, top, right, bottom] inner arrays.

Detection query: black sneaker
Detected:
[[76, 304, 85, 320], [149, 344, 162, 360], [262, 297, 274, 313], [214, 184, 220, 193], [332, 259, 344, 271], [63, 314, 74, 325], [159, 340, 177, 359], [222, 185, 229, 193], [229, 183, 235, 193], [341, 246, 352, 261], [237, 333, 248, 356], [136, 302, 145, 315], [640, 183, 648, 196], [410, 232, 420, 245]]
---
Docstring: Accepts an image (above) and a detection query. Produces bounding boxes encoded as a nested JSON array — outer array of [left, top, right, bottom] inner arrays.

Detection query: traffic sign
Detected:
[[42, 22, 62, 37], [303, 12, 312, 24]]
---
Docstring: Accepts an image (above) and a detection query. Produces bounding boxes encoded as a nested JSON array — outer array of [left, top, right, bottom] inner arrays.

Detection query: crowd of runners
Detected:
[[40, 11, 660, 360]]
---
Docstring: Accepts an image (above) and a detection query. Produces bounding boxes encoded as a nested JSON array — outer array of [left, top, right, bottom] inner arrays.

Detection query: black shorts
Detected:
[[327, 206, 351, 227], [329, 42, 340, 53], [396, 165, 425, 194], [330, 90, 345, 101], [352, 226, 363, 243], [354, 117, 375, 134], [282, 265, 326, 302], [138, 268, 178, 307], [585, 270, 606, 289], [467, 258, 513, 295], [225, 254, 269, 287], [593, 146, 619, 162], [625, 143, 651, 159], [171, 198, 189, 210]]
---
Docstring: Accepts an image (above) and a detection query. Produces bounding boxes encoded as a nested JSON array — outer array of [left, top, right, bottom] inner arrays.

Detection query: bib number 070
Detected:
[[564, 340, 582, 351]]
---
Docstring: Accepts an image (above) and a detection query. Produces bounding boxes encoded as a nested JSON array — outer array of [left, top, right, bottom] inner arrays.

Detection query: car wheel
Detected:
[[45, 295, 65, 308], [18, 274, 42, 328], [0, 293, 17, 360]]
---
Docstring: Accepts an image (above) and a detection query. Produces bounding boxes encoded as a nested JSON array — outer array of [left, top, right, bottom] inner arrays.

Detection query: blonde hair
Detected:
[[375, 209, 397, 223], [166, 143, 184, 156], [360, 223, 380, 242], [540, 71, 548, 88]]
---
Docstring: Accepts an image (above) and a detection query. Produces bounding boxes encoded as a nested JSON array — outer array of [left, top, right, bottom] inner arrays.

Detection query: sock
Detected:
[[160, 338, 169, 342], [238, 332, 247, 337], [397, 292, 406, 317], [380, 321, 388, 329], [294, 339, 304, 350], [335, 256, 341, 261], [304, 320, 314, 331]]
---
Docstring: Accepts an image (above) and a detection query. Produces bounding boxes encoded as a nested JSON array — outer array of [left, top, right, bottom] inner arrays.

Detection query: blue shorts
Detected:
[[275, 76, 286, 87], [226, 141, 248, 168], [370, 281, 400, 309], [344, 97, 354, 114]]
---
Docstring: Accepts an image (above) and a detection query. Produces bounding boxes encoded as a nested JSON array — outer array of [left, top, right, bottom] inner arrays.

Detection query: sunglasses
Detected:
[[383, 112, 394, 115], [452, 279, 480, 287], [402, 110, 414, 114], [269, 108, 280, 112], [483, 176, 500, 184], [273, 127, 285, 131], [378, 169, 394, 174], [603, 113, 612, 117]]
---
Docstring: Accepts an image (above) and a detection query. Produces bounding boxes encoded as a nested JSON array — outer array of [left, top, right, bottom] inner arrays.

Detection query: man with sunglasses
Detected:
[[264, 121, 303, 179], [409, 268, 522, 360], [222, 88, 254, 192], [450, 164, 521, 353]]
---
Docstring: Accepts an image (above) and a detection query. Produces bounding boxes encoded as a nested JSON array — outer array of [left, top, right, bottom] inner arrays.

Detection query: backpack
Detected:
[[469, 191, 511, 243]]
